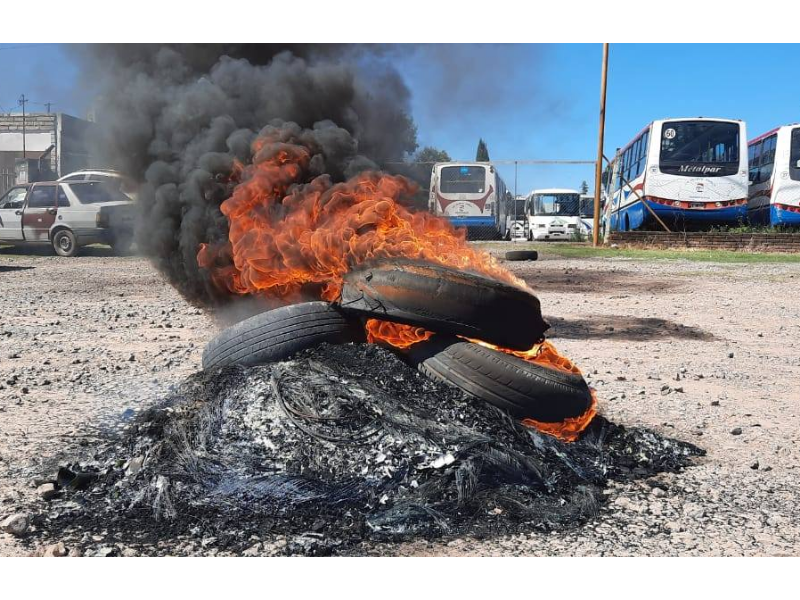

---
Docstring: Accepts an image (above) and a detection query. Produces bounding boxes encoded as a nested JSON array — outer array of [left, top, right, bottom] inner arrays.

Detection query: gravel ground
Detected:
[[1, 246, 799, 556]]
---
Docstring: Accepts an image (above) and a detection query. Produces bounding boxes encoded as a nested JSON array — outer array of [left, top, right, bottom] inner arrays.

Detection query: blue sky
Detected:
[[3, 43, 800, 194]]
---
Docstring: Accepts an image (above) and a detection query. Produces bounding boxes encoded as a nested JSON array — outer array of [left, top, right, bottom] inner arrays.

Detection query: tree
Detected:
[[396, 146, 452, 210], [580, 180, 589, 194], [475, 138, 490, 162], [415, 146, 452, 167]]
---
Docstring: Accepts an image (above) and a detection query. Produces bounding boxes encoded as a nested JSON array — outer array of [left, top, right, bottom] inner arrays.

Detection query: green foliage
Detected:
[[580, 181, 589, 194], [476, 138, 490, 162]]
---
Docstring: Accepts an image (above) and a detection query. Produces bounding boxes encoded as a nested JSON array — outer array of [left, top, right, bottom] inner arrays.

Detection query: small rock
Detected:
[[126, 456, 144, 476], [731, 427, 743, 436], [38, 483, 58, 501], [711, 400, 720, 406], [727, 352, 734, 358], [43, 542, 67, 557], [750, 461, 759, 470], [1, 513, 29, 536]]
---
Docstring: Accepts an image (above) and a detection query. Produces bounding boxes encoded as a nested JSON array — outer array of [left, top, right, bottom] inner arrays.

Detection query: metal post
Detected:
[[514, 160, 518, 242], [18, 94, 27, 159], [592, 44, 609, 247]]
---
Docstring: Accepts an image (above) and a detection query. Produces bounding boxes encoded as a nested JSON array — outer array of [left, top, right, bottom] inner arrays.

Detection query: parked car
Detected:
[[58, 169, 139, 202], [0, 180, 135, 257]]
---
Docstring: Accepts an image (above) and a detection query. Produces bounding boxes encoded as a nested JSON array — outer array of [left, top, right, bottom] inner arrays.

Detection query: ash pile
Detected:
[[22, 343, 701, 557]]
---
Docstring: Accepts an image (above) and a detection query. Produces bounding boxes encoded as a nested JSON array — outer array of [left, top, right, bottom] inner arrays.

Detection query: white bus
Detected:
[[747, 125, 800, 227], [525, 188, 582, 241], [499, 194, 528, 240], [607, 118, 748, 231], [429, 162, 508, 238], [579, 193, 597, 237]]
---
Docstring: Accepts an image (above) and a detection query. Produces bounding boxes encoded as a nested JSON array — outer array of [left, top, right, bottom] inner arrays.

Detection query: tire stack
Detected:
[[203, 259, 594, 427]]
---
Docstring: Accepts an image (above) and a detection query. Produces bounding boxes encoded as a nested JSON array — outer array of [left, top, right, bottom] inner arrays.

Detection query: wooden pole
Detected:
[[592, 44, 609, 247]]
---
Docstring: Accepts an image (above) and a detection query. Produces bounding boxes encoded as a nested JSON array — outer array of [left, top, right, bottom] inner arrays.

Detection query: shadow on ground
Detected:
[[0, 265, 35, 272], [0, 245, 121, 258], [546, 315, 715, 342]]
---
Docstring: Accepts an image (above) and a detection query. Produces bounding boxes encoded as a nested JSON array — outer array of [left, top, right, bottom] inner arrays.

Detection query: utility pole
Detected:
[[592, 44, 609, 247], [18, 94, 28, 158]]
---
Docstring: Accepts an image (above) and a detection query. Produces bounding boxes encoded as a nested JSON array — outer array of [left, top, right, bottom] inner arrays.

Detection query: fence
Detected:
[[607, 230, 800, 253]]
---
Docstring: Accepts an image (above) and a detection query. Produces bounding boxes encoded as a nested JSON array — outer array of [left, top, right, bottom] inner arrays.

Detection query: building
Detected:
[[0, 112, 100, 195]]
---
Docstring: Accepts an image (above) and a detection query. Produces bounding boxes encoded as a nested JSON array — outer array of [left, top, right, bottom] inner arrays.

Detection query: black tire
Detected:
[[52, 229, 79, 257], [202, 302, 364, 371], [505, 250, 538, 261], [406, 336, 592, 422], [338, 259, 548, 351]]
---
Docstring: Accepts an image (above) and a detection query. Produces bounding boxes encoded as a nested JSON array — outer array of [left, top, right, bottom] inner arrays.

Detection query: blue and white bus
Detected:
[[747, 125, 800, 227], [429, 162, 508, 238], [607, 118, 749, 231]]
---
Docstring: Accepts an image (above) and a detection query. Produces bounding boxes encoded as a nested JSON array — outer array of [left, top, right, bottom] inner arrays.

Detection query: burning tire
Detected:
[[338, 259, 548, 351], [406, 336, 593, 422], [202, 302, 364, 371]]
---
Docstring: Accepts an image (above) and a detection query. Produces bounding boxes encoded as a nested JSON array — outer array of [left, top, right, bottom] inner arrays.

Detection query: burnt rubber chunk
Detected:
[[338, 259, 548, 350]]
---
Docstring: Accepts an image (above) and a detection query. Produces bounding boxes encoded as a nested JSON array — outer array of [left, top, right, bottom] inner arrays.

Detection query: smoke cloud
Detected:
[[75, 44, 419, 305]]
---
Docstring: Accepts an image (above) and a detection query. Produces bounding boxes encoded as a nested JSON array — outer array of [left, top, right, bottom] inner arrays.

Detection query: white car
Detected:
[[58, 169, 139, 202], [0, 180, 135, 256]]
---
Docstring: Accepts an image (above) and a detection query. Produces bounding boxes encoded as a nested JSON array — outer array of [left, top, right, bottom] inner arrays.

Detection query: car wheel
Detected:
[[112, 233, 134, 256], [52, 229, 79, 257]]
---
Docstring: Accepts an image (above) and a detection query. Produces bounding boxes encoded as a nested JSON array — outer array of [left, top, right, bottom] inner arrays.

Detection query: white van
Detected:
[[525, 189, 583, 241]]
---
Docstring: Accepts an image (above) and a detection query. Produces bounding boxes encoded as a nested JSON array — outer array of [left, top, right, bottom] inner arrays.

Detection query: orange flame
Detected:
[[197, 137, 520, 303], [365, 319, 434, 349], [522, 389, 598, 442], [198, 132, 597, 442]]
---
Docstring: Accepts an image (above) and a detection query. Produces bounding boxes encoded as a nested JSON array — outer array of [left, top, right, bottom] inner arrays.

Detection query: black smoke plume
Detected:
[[75, 44, 419, 305]]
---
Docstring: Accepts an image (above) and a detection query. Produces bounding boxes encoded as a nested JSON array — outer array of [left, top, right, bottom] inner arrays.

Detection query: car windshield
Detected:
[[69, 181, 131, 204]]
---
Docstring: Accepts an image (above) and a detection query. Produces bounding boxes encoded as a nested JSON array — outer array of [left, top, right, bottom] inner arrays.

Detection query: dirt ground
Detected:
[[1, 246, 798, 556]]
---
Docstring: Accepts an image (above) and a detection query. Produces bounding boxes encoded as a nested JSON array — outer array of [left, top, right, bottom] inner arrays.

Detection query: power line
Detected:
[[382, 159, 596, 166]]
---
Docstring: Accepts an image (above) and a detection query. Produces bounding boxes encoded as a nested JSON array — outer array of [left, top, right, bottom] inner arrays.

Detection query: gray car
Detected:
[[0, 180, 135, 257]]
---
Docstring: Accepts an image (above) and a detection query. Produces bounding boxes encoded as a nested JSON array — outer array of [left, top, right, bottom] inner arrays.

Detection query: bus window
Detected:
[[440, 166, 486, 194], [758, 135, 777, 183], [791, 129, 800, 181]]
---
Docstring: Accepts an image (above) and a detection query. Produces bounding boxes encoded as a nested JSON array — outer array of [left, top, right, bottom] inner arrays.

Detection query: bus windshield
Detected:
[[532, 193, 580, 216], [791, 128, 800, 181], [440, 166, 486, 194], [579, 197, 595, 217], [659, 120, 740, 176], [507, 199, 526, 217]]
